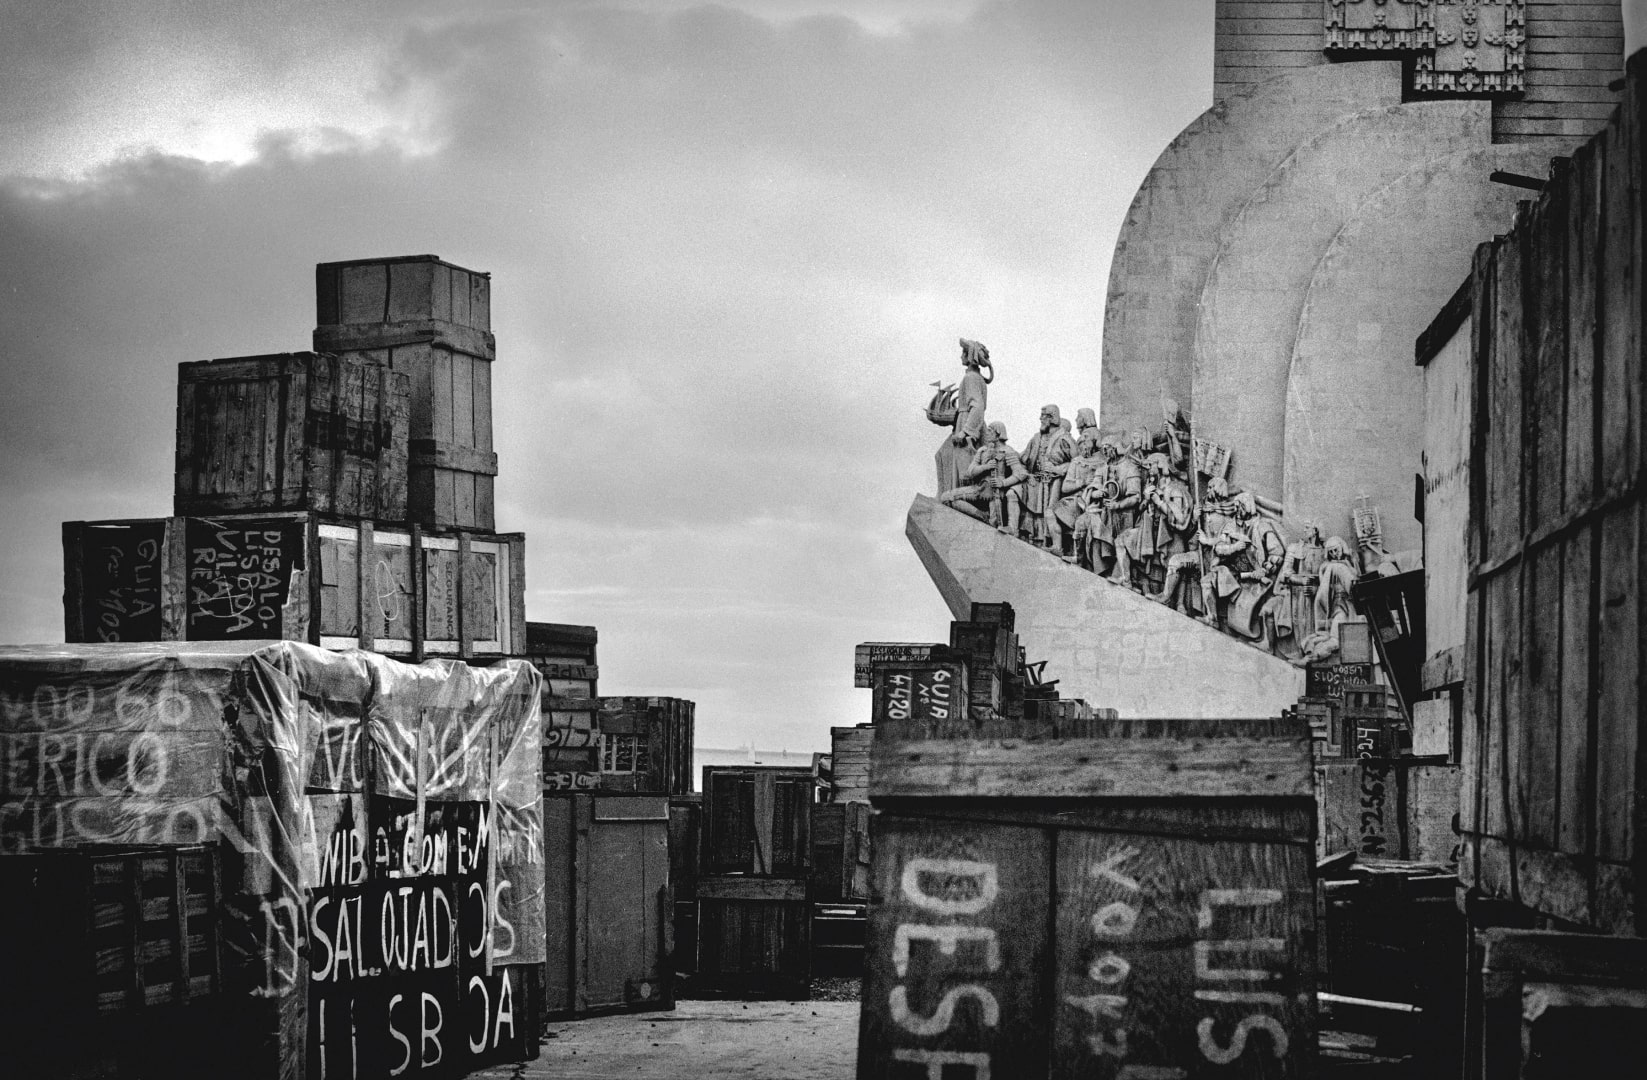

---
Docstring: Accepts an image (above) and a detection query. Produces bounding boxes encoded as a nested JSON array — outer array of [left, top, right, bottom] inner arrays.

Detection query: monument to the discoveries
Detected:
[[908, 1, 1626, 717]]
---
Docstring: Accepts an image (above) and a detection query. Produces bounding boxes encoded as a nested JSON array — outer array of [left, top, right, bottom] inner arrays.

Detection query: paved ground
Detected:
[[472, 1001, 860, 1080]]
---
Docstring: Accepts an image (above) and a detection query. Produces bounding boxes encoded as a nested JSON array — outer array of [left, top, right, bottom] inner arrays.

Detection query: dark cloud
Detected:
[[0, 0, 1210, 747]]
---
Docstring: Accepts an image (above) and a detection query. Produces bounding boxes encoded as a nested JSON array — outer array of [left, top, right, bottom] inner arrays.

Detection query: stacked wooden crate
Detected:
[[314, 255, 498, 531], [527, 621, 696, 1016], [828, 724, 873, 804], [856, 636, 1319, 1077], [541, 793, 675, 1018], [63, 254, 528, 662], [63, 513, 525, 657], [694, 765, 817, 998], [527, 621, 601, 790], [40, 254, 554, 1079], [592, 697, 695, 797]]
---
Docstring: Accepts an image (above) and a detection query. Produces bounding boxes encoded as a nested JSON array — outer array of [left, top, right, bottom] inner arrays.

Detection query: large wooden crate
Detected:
[[694, 876, 812, 1000], [811, 801, 871, 903], [315, 254, 491, 332], [526, 622, 599, 697], [314, 256, 498, 531], [1459, 55, 1646, 936], [1473, 929, 1647, 1079], [594, 697, 695, 796], [701, 765, 814, 877], [0, 845, 227, 1078], [530, 623, 602, 791], [62, 513, 525, 658], [830, 725, 873, 803], [694, 766, 814, 998], [1317, 758, 1461, 864], [541, 793, 673, 1017], [858, 715, 1318, 1080], [174, 352, 410, 521]]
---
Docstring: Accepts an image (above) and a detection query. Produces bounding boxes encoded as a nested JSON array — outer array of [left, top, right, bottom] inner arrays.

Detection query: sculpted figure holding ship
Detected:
[[931, 338, 992, 495]]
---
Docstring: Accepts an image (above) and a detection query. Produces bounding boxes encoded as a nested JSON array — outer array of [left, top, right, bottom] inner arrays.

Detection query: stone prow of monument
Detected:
[[906, 494, 1304, 719]]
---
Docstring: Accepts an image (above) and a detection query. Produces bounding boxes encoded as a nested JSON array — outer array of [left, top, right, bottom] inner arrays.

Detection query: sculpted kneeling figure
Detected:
[[941, 421, 1028, 534]]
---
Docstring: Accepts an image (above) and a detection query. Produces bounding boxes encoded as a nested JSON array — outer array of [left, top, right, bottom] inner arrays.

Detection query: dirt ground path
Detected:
[[471, 1000, 860, 1080]]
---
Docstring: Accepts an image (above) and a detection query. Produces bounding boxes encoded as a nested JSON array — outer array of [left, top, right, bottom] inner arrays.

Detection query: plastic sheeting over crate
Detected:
[[0, 640, 544, 1078]]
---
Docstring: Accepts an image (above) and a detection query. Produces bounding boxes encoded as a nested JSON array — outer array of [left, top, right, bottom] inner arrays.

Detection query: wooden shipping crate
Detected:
[[1318, 862, 1462, 1069], [1457, 55, 1646, 937], [525, 621, 598, 667], [1317, 759, 1461, 865], [811, 801, 871, 903], [1473, 930, 1647, 1080], [541, 794, 673, 1018], [526, 622, 599, 699], [594, 697, 695, 797], [0, 845, 222, 1020], [830, 725, 872, 804], [701, 765, 814, 878], [174, 352, 410, 521], [0, 843, 227, 1077], [858, 716, 1318, 1080], [315, 256, 498, 532], [315, 254, 491, 332], [669, 795, 702, 900], [543, 695, 598, 792], [62, 514, 526, 658], [694, 876, 811, 999]]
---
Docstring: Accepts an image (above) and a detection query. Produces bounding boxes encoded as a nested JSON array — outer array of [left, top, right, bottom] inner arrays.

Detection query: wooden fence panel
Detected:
[[1462, 54, 1645, 934]]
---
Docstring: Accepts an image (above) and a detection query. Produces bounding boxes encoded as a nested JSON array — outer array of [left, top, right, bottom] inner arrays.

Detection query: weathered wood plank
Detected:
[[432, 347, 455, 447], [1521, 542, 1562, 849], [1598, 126, 1638, 493], [1480, 577, 1506, 841], [694, 876, 806, 902], [452, 352, 475, 449], [1556, 531, 1594, 856], [474, 357, 494, 454], [1491, 212, 1527, 564], [870, 736, 1312, 801], [1527, 166, 1568, 536], [1594, 504, 1638, 864], [1565, 137, 1599, 516], [1467, 240, 1496, 574], [1050, 829, 1316, 1079]]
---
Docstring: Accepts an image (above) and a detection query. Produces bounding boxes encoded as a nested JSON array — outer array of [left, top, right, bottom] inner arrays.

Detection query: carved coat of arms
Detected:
[[1323, 0, 1526, 94]]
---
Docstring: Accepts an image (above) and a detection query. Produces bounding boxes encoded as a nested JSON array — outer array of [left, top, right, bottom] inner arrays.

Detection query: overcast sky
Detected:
[[0, 0, 1211, 753]]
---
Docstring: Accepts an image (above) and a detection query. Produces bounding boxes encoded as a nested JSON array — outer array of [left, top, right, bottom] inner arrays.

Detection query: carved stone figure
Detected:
[[1153, 398, 1193, 478], [1115, 453, 1192, 591], [1083, 436, 1143, 578], [942, 420, 1027, 534], [934, 339, 991, 495], [1298, 536, 1358, 664], [1055, 430, 1106, 564], [1073, 438, 1116, 573], [1074, 407, 1099, 447], [1265, 521, 1325, 660], [1156, 472, 1232, 615], [1019, 404, 1074, 548], [1198, 501, 1256, 630], [1223, 495, 1286, 640]]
